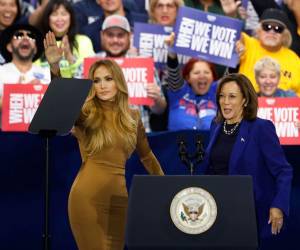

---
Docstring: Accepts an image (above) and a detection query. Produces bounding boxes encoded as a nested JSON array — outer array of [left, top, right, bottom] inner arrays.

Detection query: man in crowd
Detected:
[[82, 0, 147, 52], [0, 24, 50, 115]]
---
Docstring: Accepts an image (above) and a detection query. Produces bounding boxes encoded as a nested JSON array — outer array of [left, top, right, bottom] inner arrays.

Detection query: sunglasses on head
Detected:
[[13, 31, 36, 41], [262, 23, 285, 34]]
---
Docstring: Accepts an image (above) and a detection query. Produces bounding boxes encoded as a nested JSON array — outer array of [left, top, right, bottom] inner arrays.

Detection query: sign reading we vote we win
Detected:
[[83, 57, 154, 106], [258, 98, 300, 145], [133, 23, 190, 69], [2, 84, 48, 131], [173, 6, 244, 68]]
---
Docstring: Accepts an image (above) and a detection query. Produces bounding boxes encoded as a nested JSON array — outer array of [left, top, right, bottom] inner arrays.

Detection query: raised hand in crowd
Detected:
[[145, 79, 167, 114], [164, 32, 176, 58], [61, 35, 75, 65], [283, 0, 300, 13], [235, 38, 246, 58], [283, 0, 300, 28], [43, 31, 63, 76], [29, 0, 50, 26], [220, 0, 247, 19]]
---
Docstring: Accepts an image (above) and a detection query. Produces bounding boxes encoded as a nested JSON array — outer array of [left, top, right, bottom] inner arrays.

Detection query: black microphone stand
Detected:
[[177, 134, 205, 175]]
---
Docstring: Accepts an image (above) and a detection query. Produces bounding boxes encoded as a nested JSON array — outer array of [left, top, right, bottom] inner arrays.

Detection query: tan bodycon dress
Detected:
[[68, 102, 164, 250]]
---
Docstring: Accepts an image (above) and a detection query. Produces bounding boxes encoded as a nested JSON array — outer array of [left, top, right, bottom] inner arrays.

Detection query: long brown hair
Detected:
[[76, 59, 137, 154], [215, 73, 258, 123]]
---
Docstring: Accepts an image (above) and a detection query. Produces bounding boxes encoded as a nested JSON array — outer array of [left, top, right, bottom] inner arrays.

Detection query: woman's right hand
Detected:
[[43, 31, 63, 65], [165, 32, 177, 58], [165, 32, 175, 48], [268, 207, 284, 235]]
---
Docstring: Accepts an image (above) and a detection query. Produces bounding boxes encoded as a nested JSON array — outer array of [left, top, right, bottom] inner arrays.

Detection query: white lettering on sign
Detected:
[[176, 17, 195, 48], [127, 82, 147, 98], [9, 94, 23, 124], [9, 93, 44, 124]]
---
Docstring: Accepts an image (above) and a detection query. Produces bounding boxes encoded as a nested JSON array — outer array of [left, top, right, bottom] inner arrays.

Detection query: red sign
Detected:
[[84, 57, 154, 106], [258, 97, 300, 145], [2, 84, 48, 131]]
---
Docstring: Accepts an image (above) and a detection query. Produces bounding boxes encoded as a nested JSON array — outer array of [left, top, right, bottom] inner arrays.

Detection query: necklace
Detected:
[[223, 120, 240, 135]]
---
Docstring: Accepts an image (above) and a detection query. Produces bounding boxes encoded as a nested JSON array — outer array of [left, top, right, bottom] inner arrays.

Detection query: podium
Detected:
[[28, 78, 92, 250], [126, 175, 258, 250]]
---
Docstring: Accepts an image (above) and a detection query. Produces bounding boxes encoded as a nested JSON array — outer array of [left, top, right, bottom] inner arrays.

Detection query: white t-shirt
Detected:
[[0, 62, 51, 96]]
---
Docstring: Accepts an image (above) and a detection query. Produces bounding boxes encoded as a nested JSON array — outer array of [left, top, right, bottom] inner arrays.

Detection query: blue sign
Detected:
[[173, 7, 244, 67], [133, 22, 190, 69], [242, 0, 248, 9]]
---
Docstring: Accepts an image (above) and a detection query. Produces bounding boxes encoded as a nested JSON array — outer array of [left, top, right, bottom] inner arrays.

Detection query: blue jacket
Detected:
[[201, 118, 293, 238]]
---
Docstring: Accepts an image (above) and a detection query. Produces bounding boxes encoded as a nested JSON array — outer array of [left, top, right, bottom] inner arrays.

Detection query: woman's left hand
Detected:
[[220, 0, 241, 17], [268, 207, 284, 235], [146, 82, 161, 102]]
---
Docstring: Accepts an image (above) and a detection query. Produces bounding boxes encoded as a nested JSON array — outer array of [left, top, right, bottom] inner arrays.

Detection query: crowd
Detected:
[[0, 1, 297, 249], [0, 0, 299, 132]]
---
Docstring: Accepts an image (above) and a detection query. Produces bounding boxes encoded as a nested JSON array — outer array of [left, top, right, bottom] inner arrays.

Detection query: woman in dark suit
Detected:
[[201, 73, 293, 239]]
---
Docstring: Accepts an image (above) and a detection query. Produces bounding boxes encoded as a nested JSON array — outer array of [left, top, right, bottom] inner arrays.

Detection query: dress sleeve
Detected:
[[134, 110, 164, 176], [72, 126, 88, 164]]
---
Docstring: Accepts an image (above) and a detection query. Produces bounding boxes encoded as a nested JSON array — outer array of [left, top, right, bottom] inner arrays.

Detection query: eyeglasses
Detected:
[[262, 23, 285, 34], [13, 31, 36, 41], [155, 3, 177, 11]]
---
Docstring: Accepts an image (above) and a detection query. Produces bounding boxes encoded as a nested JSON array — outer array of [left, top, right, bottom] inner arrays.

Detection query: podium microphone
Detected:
[[177, 135, 188, 165], [195, 134, 205, 164]]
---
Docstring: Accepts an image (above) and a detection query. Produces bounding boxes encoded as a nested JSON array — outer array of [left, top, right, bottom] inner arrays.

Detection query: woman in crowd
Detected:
[[148, 0, 184, 26], [255, 56, 297, 97], [0, 0, 22, 64], [36, 0, 94, 78], [165, 33, 218, 131], [167, 55, 218, 130], [201, 73, 293, 239], [44, 31, 164, 250], [0, 0, 21, 34]]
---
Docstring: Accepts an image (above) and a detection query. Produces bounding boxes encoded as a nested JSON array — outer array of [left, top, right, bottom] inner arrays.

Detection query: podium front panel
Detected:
[[126, 175, 258, 250]]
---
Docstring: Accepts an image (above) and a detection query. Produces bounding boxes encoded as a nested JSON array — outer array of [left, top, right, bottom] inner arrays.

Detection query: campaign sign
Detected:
[[133, 22, 190, 69], [83, 57, 154, 106], [258, 97, 300, 145], [2, 84, 47, 131], [173, 7, 243, 67]]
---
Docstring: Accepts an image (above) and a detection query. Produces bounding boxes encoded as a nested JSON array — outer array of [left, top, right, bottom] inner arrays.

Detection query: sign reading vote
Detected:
[[83, 57, 154, 106], [2, 84, 48, 131], [173, 7, 243, 67], [258, 97, 300, 145], [133, 22, 190, 69]]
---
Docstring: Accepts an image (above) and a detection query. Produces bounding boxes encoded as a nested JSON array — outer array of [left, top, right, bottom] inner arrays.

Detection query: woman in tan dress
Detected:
[[43, 31, 164, 250]]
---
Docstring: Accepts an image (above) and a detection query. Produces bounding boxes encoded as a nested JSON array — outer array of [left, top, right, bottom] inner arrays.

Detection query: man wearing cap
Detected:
[[250, 0, 300, 56], [82, 0, 137, 52], [0, 24, 50, 116], [96, 15, 167, 132], [237, 8, 300, 96], [99, 14, 133, 58]]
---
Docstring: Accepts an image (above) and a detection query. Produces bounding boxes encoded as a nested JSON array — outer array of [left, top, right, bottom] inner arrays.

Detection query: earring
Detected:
[[244, 104, 247, 107]]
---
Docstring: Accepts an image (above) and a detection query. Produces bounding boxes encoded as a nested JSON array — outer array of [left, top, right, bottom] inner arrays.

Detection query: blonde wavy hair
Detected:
[[148, 0, 184, 24], [76, 59, 137, 155]]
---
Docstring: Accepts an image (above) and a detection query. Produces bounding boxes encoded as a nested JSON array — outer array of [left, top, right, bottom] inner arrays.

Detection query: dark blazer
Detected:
[[201, 118, 293, 238]]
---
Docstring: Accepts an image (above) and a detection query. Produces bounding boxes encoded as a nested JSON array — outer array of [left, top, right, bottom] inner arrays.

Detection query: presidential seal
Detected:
[[170, 187, 217, 234]]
